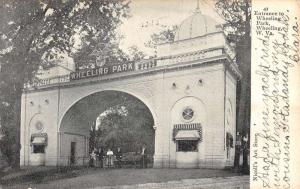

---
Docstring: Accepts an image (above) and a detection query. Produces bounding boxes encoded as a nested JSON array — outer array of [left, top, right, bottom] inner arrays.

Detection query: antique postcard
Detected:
[[0, 0, 299, 188]]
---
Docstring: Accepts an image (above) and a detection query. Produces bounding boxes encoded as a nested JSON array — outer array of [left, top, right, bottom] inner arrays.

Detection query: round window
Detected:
[[35, 121, 44, 131], [182, 107, 194, 121]]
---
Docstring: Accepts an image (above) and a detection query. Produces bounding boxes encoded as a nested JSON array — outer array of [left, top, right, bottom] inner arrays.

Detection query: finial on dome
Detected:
[[195, 0, 202, 14]]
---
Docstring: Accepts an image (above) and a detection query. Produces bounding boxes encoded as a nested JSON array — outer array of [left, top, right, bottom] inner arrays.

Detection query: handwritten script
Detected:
[[252, 7, 299, 189]]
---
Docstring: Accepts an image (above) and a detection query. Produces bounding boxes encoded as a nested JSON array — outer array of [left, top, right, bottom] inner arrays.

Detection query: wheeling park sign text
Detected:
[[70, 62, 134, 80]]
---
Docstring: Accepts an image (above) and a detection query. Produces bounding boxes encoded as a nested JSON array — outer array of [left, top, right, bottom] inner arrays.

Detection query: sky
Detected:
[[117, 0, 224, 56], [40, 0, 225, 77]]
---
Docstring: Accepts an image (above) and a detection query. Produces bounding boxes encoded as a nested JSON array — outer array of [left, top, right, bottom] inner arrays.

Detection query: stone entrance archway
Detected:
[[20, 8, 241, 168], [58, 90, 155, 166]]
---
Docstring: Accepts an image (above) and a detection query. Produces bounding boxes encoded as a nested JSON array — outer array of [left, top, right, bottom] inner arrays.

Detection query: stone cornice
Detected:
[[23, 56, 232, 94]]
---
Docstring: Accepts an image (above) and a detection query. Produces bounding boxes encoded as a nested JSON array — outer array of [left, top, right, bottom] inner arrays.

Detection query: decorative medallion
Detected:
[[96, 55, 106, 67], [182, 107, 195, 122]]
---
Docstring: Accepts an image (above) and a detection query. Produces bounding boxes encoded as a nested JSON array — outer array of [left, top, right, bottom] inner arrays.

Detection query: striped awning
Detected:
[[174, 123, 201, 130], [175, 130, 200, 140], [173, 123, 202, 142]]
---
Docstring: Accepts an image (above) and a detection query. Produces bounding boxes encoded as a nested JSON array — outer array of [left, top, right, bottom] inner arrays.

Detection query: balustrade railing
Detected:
[[135, 59, 157, 70]]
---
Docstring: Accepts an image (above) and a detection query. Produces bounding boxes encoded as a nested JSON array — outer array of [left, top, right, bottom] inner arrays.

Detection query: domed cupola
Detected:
[[156, 7, 233, 63], [174, 10, 220, 41]]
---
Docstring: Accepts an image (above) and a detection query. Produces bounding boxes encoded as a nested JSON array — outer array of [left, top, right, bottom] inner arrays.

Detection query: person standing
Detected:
[[140, 145, 147, 168], [115, 147, 122, 168], [98, 147, 104, 168], [90, 149, 97, 167], [106, 148, 114, 168]]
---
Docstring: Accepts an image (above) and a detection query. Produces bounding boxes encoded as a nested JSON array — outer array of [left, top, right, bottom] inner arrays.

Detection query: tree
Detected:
[[0, 0, 130, 167], [215, 0, 251, 174], [73, 42, 131, 69], [128, 45, 146, 61], [95, 93, 155, 154], [145, 26, 177, 52]]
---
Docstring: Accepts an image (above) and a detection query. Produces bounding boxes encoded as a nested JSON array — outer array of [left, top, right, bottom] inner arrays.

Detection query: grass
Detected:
[[0, 166, 241, 189]]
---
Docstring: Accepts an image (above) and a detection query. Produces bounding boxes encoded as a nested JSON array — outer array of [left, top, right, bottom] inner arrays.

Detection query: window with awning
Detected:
[[173, 123, 202, 152], [30, 133, 47, 154], [30, 133, 48, 145], [175, 131, 200, 152]]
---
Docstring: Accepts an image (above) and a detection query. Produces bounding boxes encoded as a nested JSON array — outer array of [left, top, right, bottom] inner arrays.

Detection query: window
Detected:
[[177, 140, 198, 152], [33, 145, 45, 153], [226, 132, 233, 148], [226, 132, 233, 159]]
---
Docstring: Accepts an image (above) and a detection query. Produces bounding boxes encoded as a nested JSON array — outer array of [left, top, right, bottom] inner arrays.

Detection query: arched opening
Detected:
[[58, 90, 155, 167]]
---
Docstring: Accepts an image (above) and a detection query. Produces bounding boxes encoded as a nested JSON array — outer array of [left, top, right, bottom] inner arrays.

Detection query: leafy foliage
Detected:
[[216, 0, 251, 43], [93, 93, 154, 154], [128, 46, 146, 61], [145, 26, 177, 50], [0, 0, 130, 167], [73, 42, 131, 69]]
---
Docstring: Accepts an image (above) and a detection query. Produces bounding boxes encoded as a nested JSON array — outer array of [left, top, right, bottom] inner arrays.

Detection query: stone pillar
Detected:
[[153, 124, 162, 168], [20, 94, 26, 166]]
